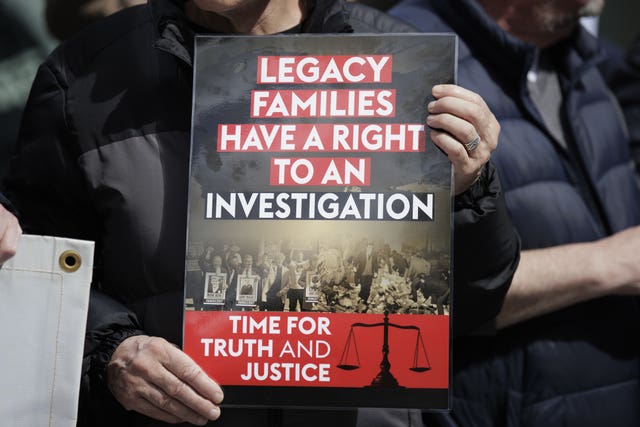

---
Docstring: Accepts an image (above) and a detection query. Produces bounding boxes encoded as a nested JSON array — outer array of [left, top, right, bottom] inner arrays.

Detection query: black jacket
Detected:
[[3, 0, 519, 425]]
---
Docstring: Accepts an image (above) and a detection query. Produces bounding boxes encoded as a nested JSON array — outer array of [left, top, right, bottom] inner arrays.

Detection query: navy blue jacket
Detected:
[[390, 1, 640, 426], [601, 35, 640, 174]]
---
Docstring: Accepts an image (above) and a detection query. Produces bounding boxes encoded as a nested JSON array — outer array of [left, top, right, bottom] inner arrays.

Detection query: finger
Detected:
[[426, 113, 478, 150], [432, 84, 487, 104], [428, 96, 499, 151], [141, 382, 213, 426], [138, 341, 221, 420], [432, 129, 486, 195], [161, 342, 224, 405], [108, 337, 220, 424], [133, 395, 197, 425], [430, 130, 489, 168], [108, 366, 186, 424], [5, 216, 21, 253], [0, 209, 21, 263], [428, 94, 486, 127], [429, 86, 499, 146], [430, 129, 467, 163], [150, 369, 221, 422]]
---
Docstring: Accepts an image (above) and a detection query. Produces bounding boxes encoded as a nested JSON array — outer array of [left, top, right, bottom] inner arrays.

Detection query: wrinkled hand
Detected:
[[594, 226, 640, 295], [107, 335, 223, 425], [426, 84, 500, 195], [0, 204, 21, 264]]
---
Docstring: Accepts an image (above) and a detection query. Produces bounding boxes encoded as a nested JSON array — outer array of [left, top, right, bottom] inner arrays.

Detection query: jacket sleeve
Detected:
[[1, 58, 97, 239], [1, 56, 145, 417], [79, 289, 144, 423], [452, 162, 520, 336], [624, 38, 640, 173]]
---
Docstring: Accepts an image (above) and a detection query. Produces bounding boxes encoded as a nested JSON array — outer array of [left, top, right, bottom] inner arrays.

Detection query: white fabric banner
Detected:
[[0, 235, 94, 427]]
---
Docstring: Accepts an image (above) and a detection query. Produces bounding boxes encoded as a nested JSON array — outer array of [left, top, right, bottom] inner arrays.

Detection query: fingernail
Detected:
[[213, 390, 224, 404], [196, 417, 208, 426], [432, 85, 443, 95], [209, 407, 221, 420], [426, 115, 434, 124], [428, 101, 436, 111]]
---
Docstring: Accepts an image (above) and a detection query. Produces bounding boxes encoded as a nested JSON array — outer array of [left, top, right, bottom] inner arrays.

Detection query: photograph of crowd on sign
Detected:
[[185, 224, 450, 315]]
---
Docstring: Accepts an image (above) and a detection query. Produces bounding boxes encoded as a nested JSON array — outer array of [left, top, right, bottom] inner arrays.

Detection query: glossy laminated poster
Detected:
[[183, 34, 456, 410]]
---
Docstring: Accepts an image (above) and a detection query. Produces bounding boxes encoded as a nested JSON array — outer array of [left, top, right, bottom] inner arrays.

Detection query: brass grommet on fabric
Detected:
[[59, 250, 82, 273]]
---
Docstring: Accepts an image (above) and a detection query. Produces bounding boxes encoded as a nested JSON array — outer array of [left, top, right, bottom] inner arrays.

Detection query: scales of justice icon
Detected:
[[336, 311, 431, 388]]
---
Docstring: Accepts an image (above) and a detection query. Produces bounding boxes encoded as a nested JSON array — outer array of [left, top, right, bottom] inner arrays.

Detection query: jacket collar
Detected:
[[149, 0, 193, 65], [552, 25, 607, 88], [430, 0, 604, 91], [147, 0, 352, 67], [302, 0, 353, 34]]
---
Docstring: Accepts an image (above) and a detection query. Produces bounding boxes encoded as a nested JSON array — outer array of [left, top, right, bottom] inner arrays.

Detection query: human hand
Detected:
[[0, 204, 21, 264], [426, 84, 500, 195], [593, 226, 640, 295], [107, 335, 223, 425]]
